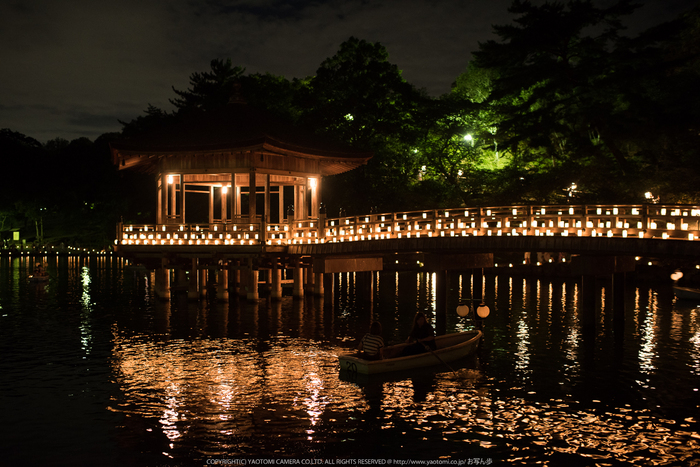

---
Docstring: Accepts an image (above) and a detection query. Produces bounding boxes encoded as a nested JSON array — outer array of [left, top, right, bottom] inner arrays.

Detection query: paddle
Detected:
[[417, 339, 456, 374]]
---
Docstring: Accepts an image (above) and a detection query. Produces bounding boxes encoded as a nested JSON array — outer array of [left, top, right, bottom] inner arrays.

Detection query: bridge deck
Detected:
[[116, 203, 700, 258]]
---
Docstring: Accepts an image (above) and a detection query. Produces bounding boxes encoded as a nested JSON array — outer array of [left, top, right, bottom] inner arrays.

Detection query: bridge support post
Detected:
[[314, 272, 324, 296], [293, 262, 304, 299], [271, 259, 283, 301], [246, 258, 259, 301], [188, 258, 199, 300], [472, 268, 484, 302], [305, 266, 315, 294], [231, 263, 240, 297], [156, 258, 170, 300], [199, 268, 208, 299], [262, 268, 272, 294], [217, 266, 229, 301], [435, 270, 447, 336], [613, 272, 626, 335]]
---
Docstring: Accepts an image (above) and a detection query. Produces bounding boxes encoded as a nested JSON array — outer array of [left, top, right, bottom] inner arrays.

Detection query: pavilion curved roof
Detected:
[[110, 102, 372, 176]]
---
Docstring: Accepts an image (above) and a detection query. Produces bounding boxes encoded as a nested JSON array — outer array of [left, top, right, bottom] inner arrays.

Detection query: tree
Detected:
[[298, 37, 427, 212], [170, 59, 246, 111], [473, 0, 652, 201]]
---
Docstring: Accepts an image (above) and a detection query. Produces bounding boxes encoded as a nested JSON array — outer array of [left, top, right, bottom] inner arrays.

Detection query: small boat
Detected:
[[338, 330, 482, 375], [673, 285, 700, 301], [28, 274, 49, 283]]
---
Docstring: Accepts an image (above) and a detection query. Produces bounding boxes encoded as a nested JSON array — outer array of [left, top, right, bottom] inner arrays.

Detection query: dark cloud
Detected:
[[0, 0, 696, 143]]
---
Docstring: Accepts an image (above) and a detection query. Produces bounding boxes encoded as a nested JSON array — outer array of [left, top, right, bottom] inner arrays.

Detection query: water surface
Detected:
[[1, 256, 699, 466]]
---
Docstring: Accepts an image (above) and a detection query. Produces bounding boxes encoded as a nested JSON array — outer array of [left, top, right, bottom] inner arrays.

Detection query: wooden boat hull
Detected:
[[28, 274, 49, 283], [674, 286, 700, 300], [338, 330, 482, 375]]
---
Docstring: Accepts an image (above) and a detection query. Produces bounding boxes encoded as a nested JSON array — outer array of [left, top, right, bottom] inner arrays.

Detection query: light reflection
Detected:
[[91, 269, 700, 462], [639, 291, 659, 374], [690, 309, 700, 377], [80, 266, 92, 354], [515, 318, 531, 374]]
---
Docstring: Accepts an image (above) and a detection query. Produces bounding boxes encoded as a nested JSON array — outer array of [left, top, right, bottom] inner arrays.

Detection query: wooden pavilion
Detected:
[[110, 96, 371, 300]]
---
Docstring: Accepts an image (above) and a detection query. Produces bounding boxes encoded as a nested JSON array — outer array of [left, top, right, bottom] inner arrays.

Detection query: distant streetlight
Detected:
[[464, 134, 473, 146]]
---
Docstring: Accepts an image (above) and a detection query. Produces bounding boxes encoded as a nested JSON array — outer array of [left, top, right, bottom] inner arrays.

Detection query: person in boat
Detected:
[[401, 312, 437, 356], [33, 262, 45, 276], [357, 321, 384, 361]]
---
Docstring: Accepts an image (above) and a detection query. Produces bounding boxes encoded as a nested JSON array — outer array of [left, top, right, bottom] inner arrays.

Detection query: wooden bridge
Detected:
[[110, 101, 700, 306], [119, 203, 700, 255], [115, 202, 700, 305]]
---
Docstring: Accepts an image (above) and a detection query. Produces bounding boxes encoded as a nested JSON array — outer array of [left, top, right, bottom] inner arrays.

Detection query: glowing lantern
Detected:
[[456, 305, 470, 317], [476, 304, 490, 318]]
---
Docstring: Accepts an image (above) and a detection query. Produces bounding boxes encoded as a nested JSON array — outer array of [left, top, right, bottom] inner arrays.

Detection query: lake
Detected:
[[1, 254, 699, 466]]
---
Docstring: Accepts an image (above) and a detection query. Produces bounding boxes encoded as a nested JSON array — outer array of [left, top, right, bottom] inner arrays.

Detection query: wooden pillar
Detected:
[[264, 174, 271, 234], [271, 259, 283, 301], [231, 265, 241, 297], [181, 175, 186, 223], [293, 262, 304, 298], [310, 177, 320, 219], [305, 265, 315, 293], [209, 185, 214, 224], [295, 183, 306, 220], [188, 258, 199, 300], [234, 173, 241, 219], [613, 271, 626, 335], [246, 258, 259, 301], [279, 183, 285, 224], [171, 175, 177, 221], [199, 268, 207, 298], [472, 268, 484, 301], [314, 272, 324, 296], [249, 168, 257, 223], [156, 257, 170, 300], [221, 185, 228, 223], [157, 173, 166, 224], [435, 269, 447, 336], [217, 265, 229, 301]]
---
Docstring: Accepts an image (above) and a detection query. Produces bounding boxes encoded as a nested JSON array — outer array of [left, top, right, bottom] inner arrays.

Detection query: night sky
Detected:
[[1, 0, 696, 143]]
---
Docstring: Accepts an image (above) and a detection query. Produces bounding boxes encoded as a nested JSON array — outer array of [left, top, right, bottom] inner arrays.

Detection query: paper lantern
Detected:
[[456, 305, 470, 317], [476, 304, 490, 319], [670, 270, 684, 281]]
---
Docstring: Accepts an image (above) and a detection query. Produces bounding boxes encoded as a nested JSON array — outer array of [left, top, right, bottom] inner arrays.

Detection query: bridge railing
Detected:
[[322, 204, 700, 242], [118, 222, 265, 246], [115, 204, 700, 247]]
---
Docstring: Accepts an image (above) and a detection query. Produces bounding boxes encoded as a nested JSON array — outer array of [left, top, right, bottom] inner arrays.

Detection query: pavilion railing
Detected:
[[116, 204, 700, 247]]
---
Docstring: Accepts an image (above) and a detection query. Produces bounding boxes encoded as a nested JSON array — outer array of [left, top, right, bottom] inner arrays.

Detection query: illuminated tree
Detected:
[[472, 0, 700, 202], [298, 37, 427, 212]]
